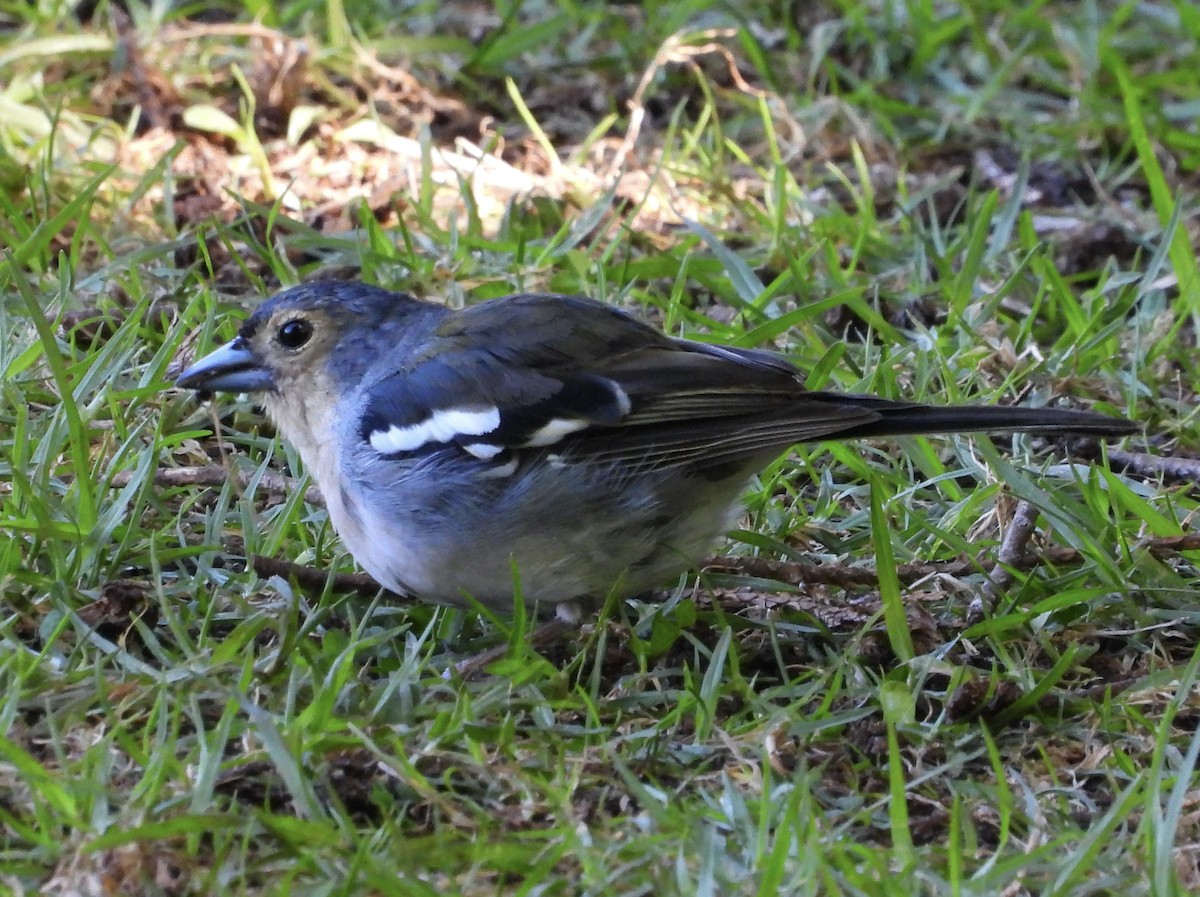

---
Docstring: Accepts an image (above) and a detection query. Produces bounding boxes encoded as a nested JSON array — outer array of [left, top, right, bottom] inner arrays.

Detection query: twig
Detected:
[[707, 531, 1200, 591], [1106, 448, 1200, 487], [113, 465, 324, 506], [451, 618, 576, 681], [973, 499, 1042, 621], [990, 500, 1043, 590], [704, 554, 979, 589], [250, 555, 385, 597], [1138, 532, 1200, 557]]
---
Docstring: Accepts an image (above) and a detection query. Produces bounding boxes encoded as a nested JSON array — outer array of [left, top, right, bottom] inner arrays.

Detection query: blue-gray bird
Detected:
[[177, 282, 1135, 620]]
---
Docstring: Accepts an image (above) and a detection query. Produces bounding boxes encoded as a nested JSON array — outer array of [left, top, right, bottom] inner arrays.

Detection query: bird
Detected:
[[176, 282, 1136, 621]]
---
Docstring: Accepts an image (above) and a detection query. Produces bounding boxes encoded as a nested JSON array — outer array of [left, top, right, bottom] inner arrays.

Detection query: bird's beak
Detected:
[[176, 337, 275, 393]]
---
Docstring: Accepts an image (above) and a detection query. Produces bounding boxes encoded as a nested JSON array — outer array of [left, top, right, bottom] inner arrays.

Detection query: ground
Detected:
[[1, 1, 1199, 895]]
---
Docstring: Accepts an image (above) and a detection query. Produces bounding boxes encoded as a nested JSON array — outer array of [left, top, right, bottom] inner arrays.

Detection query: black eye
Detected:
[[277, 318, 313, 349]]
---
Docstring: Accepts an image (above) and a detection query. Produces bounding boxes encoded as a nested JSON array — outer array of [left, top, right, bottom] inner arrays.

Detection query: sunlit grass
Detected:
[[1, 1, 1198, 894]]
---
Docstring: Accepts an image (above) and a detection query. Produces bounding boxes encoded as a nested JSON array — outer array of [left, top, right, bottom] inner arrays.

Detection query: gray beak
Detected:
[[176, 337, 275, 393]]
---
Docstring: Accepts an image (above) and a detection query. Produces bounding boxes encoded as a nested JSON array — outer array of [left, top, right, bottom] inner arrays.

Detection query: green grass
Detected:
[[1, 0, 1199, 894]]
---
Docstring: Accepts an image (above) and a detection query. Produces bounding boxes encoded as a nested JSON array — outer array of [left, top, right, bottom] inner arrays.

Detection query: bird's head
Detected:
[[176, 283, 429, 396]]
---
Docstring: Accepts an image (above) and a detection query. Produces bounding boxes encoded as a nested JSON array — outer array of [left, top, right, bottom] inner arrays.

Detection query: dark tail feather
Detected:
[[804, 392, 1137, 440]]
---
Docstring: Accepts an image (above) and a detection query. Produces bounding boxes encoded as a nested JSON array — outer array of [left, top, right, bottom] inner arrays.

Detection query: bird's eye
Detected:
[[277, 318, 313, 350]]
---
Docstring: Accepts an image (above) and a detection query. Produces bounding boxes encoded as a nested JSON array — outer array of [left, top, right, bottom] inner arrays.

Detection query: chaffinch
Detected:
[[177, 282, 1135, 620]]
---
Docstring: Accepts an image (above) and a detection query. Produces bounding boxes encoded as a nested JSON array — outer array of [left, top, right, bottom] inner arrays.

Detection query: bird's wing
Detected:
[[357, 293, 884, 471]]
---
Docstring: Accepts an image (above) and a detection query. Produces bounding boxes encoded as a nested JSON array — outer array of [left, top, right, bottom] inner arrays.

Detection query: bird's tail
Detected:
[[802, 392, 1137, 440]]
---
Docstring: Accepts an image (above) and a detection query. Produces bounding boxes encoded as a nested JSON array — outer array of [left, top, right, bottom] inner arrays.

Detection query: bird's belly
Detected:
[[326, 463, 750, 612], [321, 482, 446, 600]]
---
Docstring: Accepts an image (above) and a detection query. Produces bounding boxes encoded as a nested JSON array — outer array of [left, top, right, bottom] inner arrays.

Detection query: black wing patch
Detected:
[[360, 353, 631, 468]]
